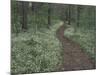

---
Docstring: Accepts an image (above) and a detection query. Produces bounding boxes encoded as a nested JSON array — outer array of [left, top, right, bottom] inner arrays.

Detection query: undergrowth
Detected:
[[11, 21, 63, 74], [64, 26, 96, 60]]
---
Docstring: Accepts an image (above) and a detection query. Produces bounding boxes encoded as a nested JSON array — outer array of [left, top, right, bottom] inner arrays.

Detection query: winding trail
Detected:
[[56, 22, 95, 71]]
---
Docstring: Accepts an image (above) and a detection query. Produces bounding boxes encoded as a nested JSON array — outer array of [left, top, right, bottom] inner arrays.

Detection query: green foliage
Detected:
[[11, 21, 62, 74], [78, 6, 96, 29], [11, 0, 22, 33], [11, 1, 96, 74], [64, 26, 96, 59], [11, 1, 61, 33], [64, 6, 96, 60]]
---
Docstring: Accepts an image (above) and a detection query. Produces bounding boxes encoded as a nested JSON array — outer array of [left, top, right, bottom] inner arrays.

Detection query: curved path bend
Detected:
[[56, 23, 95, 71]]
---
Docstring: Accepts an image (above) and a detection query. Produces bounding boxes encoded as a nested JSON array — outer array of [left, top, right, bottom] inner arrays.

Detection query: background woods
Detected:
[[12, 1, 95, 32], [11, 0, 96, 74]]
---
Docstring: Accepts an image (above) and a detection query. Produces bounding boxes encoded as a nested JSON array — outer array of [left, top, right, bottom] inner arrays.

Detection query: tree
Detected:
[[48, 3, 51, 28], [68, 5, 71, 25], [63, 5, 68, 23], [31, 2, 35, 12], [77, 5, 81, 27], [17, 1, 28, 31], [21, 2, 28, 31]]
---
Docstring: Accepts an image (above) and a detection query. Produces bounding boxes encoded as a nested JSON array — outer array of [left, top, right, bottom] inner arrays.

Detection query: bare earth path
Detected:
[[56, 22, 95, 71]]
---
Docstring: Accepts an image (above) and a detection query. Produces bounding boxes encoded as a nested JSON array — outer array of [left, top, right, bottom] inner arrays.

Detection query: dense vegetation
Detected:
[[64, 5, 96, 59], [11, 0, 96, 74]]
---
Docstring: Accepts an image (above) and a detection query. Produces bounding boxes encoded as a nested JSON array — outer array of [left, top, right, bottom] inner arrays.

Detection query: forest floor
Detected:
[[56, 22, 96, 71], [11, 21, 95, 74], [11, 21, 63, 74]]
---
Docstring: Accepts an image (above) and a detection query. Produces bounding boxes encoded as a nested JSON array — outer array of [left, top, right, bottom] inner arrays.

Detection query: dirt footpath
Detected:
[[56, 23, 95, 71]]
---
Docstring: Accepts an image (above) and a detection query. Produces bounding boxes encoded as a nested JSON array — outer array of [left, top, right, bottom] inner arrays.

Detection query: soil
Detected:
[[56, 22, 96, 71]]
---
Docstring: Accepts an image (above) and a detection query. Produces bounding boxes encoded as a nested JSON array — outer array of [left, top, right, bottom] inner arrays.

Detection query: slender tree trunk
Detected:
[[48, 3, 51, 28], [32, 3, 35, 12], [87, 6, 91, 29], [77, 5, 80, 27], [14, 1, 19, 34], [64, 6, 68, 24], [31, 2, 36, 30], [22, 2, 28, 31], [68, 5, 71, 25], [73, 5, 80, 32]]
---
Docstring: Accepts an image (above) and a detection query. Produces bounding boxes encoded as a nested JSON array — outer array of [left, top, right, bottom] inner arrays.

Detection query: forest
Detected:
[[11, 0, 96, 74]]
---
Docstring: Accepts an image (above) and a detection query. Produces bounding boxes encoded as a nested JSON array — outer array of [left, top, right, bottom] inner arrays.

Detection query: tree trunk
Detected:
[[48, 3, 51, 28], [77, 5, 80, 27], [67, 5, 71, 25], [32, 3, 35, 12], [64, 5, 68, 23], [21, 2, 28, 31]]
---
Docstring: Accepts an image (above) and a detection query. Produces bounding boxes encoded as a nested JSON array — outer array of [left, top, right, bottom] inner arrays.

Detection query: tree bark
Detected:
[[68, 5, 71, 25], [77, 5, 80, 27], [48, 3, 51, 28], [64, 5, 68, 23], [21, 2, 28, 31]]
